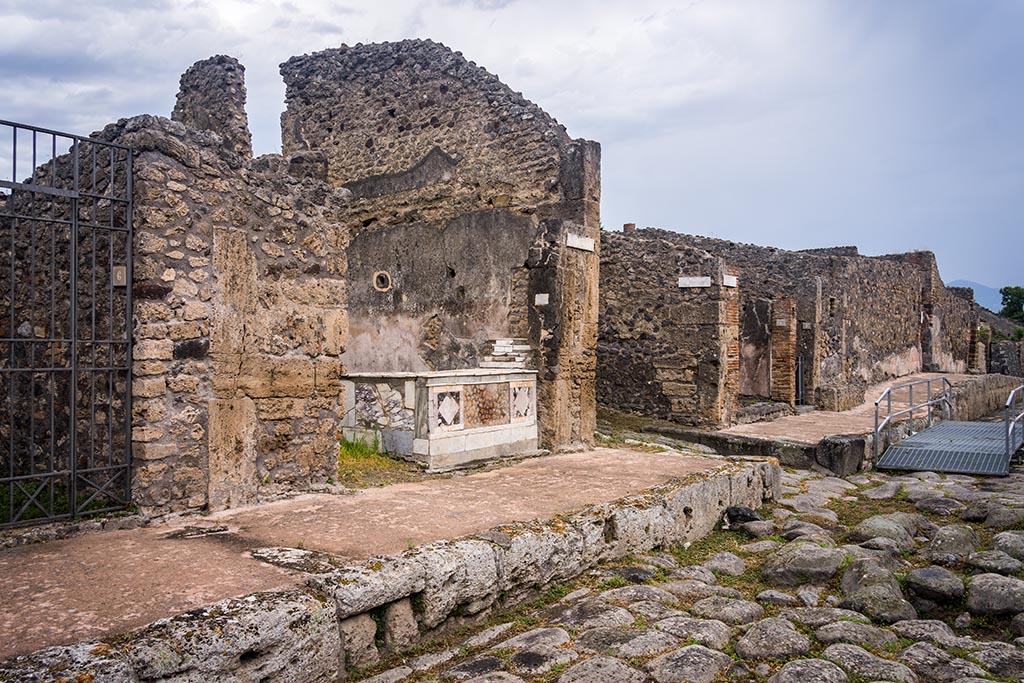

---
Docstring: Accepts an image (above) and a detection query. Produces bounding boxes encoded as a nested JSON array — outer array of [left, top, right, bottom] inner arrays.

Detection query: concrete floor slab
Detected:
[[0, 448, 726, 659]]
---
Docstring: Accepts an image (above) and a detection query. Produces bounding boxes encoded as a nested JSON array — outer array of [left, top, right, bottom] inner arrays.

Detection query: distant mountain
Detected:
[[947, 280, 1004, 312]]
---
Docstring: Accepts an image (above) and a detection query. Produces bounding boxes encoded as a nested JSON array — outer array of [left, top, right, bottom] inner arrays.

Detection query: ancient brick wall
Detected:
[[769, 299, 797, 405], [667, 235, 942, 407], [880, 251, 976, 374], [597, 230, 739, 426], [91, 113, 349, 514], [280, 40, 600, 450]]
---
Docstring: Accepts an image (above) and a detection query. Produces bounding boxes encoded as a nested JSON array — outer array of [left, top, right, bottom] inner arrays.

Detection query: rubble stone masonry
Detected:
[[52, 41, 601, 515], [599, 229, 980, 424], [91, 52, 352, 514], [598, 230, 739, 426], [280, 40, 600, 450]]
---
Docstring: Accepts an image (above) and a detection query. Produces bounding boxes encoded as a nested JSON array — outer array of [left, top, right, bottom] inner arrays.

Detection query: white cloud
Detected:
[[1, 0, 1021, 285]]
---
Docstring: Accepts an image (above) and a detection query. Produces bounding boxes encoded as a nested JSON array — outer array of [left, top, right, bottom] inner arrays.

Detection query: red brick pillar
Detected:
[[770, 299, 798, 406]]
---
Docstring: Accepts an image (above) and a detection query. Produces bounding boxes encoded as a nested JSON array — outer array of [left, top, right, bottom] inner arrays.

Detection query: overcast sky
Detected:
[[3, 0, 1021, 288]]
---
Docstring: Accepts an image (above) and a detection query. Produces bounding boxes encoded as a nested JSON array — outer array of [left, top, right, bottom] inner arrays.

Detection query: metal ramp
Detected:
[[874, 380, 1024, 477], [877, 421, 1020, 476]]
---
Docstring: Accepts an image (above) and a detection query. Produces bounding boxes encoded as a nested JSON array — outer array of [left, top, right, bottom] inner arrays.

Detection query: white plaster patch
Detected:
[[722, 274, 738, 288], [534, 293, 550, 305], [566, 233, 595, 252], [678, 276, 712, 288]]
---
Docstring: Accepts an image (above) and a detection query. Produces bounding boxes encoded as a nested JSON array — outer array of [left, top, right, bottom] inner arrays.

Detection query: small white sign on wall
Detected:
[[776, 318, 789, 328], [534, 293, 550, 305], [678, 276, 712, 288], [566, 233, 596, 252], [722, 274, 738, 288]]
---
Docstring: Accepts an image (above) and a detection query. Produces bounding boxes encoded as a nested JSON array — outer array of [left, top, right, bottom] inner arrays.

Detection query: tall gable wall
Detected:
[[280, 40, 600, 450]]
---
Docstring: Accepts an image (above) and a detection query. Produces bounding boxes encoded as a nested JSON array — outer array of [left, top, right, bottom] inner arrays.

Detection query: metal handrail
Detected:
[[874, 377, 954, 460], [1007, 384, 1024, 463]]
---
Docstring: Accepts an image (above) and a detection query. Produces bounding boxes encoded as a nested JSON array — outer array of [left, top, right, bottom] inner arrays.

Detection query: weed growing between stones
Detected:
[[336, 433, 425, 487]]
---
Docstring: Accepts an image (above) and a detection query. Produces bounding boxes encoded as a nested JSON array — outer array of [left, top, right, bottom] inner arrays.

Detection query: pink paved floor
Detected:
[[720, 373, 974, 444], [0, 448, 724, 660]]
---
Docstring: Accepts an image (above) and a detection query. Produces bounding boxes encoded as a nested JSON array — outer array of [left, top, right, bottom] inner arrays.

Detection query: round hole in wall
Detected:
[[373, 271, 392, 292]]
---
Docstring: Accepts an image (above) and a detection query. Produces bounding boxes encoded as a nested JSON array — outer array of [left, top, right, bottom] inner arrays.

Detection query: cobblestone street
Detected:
[[354, 466, 1024, 683]]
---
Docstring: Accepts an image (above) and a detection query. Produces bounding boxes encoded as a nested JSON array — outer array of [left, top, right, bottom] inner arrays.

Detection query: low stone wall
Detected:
[[949, 373, 1024, 421], [0, 457, 779, 682]]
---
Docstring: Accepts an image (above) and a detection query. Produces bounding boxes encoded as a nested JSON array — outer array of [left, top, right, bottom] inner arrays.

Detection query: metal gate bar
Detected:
[[0, 120, 133, 528]]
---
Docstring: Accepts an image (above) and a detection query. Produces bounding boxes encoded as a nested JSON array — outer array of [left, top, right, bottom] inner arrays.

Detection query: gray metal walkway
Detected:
[[874, 379, 1024, 477], [876, 420, 1023, 476]]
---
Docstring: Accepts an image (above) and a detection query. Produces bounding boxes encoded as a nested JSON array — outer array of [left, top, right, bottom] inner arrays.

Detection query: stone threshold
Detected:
[[0, 456, 779, 682]]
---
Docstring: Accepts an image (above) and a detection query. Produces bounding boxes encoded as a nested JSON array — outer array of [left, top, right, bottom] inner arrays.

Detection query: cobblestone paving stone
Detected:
[[356, 466, 1024, 683]]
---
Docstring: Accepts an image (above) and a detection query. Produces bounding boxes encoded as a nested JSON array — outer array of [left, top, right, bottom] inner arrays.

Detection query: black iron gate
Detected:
[[1, 120, 133, 527]]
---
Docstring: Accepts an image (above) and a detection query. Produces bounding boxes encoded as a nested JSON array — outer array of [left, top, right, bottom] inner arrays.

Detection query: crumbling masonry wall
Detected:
[[598, 230, 739, 426], [599, 230, 979, 420], [103, 56, 352, 514], [880, 251, 976, 374], [990, 340, 1024, 377], [279, 40, 600, 450]]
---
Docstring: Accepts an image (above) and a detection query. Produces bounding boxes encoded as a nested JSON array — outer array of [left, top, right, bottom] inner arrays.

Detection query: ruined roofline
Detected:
[[875, 249, 939, 262], [626, 227, 943, 268], [602, 227, 719, 263], [279, 38, 575, 147]]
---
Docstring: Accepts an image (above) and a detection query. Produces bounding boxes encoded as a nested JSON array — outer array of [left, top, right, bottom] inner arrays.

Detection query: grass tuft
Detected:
[[336, 432, 425, 488]]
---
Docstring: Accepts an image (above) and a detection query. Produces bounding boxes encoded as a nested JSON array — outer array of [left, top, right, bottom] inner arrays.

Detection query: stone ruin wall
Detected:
[[280, 40, 600, 449], [673, 235, 935, 404], [597, 229, 739, 426], [602, 231, 979, 419], [0, 43, 598, 518], [990, 340, 1024, 377], [95, 56, 353, 514], [69, 41, 600, 515], [880, 251, 976, 374]]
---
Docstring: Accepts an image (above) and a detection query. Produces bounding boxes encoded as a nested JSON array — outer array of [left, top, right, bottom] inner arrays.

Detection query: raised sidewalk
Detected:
[[0, 448, 777, 664]]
